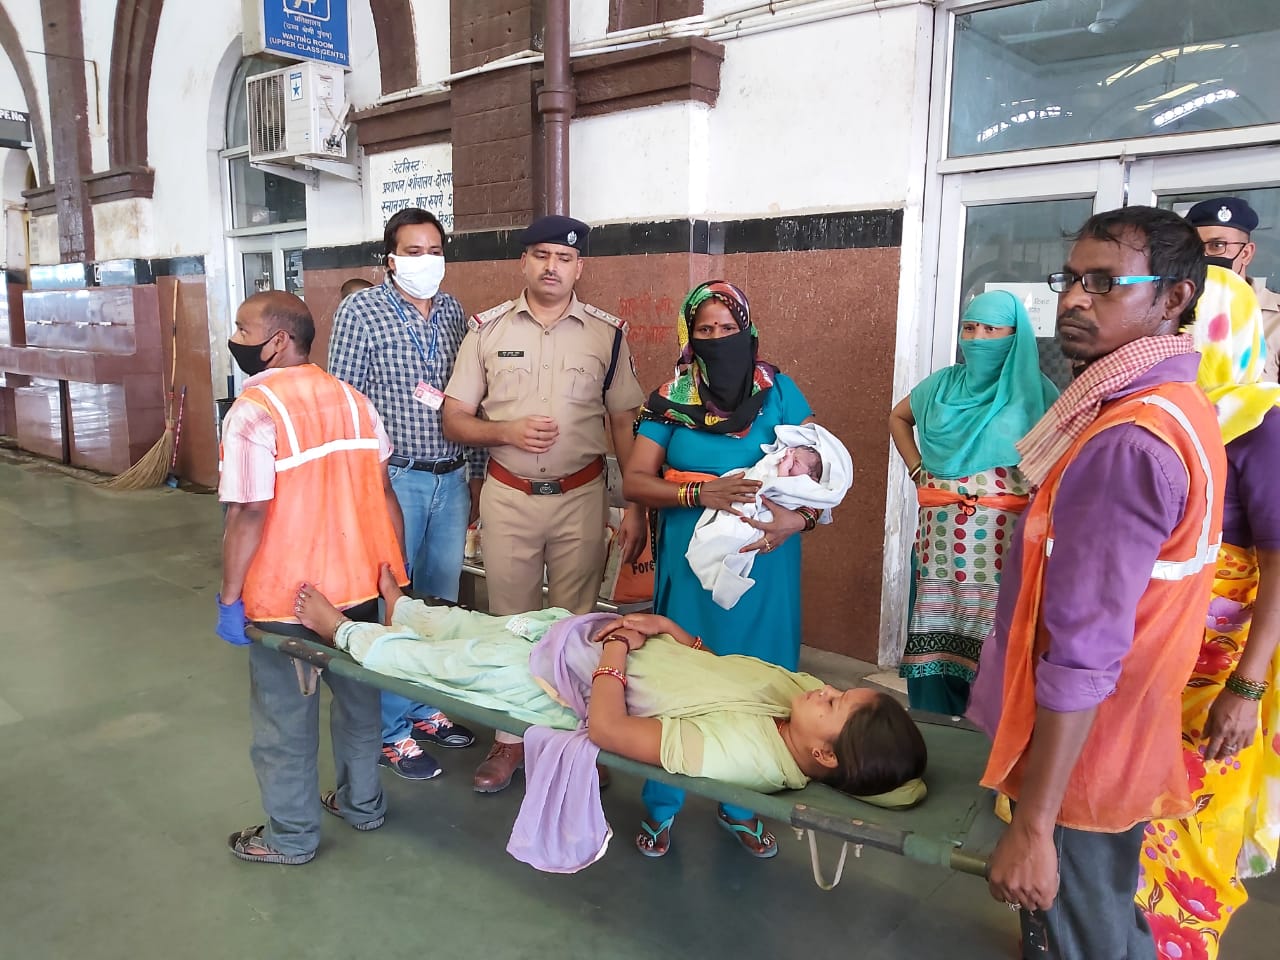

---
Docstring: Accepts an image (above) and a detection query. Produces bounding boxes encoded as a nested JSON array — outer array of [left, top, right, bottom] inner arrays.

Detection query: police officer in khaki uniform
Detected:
[[1186, 196, 1280, 380], [443, 214, 647, 792]]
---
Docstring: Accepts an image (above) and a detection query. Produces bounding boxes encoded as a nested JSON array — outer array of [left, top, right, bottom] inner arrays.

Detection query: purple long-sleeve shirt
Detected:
[[968, 354, 1201, 734], [1222, 406, 1280, 550]]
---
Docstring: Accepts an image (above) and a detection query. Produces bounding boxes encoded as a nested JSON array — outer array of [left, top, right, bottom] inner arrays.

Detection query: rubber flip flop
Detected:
[[716, 811, 779, 859], [635, 816, 675, 859]]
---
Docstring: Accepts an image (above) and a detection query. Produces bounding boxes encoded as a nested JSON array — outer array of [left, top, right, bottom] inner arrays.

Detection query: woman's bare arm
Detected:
[[585, 635, 662, 763], [889, 396, 921, 473]]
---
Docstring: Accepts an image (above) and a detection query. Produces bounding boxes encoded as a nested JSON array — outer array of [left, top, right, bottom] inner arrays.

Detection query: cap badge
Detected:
[[1218, 206, 1233, 223], [566, 230, 577, 244]]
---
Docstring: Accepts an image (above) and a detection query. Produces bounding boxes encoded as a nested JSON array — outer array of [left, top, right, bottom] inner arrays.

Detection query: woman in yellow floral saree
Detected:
[[1137, 266, 1280, 960]]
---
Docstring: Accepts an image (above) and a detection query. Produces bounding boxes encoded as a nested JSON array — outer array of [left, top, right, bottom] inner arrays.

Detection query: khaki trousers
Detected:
[[479, 473, 608, 617]]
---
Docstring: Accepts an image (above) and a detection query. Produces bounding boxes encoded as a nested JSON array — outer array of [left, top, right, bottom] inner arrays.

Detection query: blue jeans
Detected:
[[381, 466, 470, 743]]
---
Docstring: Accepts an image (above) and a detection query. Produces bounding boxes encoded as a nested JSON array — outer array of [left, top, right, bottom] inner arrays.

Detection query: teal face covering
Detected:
[[908, 291, 1059, 479]]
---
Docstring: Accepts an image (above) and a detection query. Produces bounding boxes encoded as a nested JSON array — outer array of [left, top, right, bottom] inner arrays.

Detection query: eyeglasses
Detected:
[[1046, 272, 1173, 295], [1202, 239, 1249, 257]]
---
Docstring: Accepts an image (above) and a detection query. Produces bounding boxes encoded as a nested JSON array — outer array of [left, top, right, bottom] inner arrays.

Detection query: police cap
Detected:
[[520, 215, 590, 252], [1185, 197, 1259, 234]]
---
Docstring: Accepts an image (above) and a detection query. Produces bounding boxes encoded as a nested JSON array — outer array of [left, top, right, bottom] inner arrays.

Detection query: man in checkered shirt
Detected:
[[328, 208, 481, 781]]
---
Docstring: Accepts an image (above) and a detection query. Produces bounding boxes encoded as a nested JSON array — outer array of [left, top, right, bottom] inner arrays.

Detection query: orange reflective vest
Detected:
[[981, 381, 1226, 831], [224, 364, 406, 622]]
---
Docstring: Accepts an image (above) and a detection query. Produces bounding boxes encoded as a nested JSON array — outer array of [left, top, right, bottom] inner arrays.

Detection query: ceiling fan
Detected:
[[1001, 0, 1143, 44]]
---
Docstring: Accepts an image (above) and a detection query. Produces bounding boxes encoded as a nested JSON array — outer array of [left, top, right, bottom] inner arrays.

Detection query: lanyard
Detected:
[[390, 296, 438, 365]]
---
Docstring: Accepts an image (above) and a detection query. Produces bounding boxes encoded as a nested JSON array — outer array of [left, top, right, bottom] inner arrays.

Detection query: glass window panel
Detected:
[[950, 0, 1280, 158], [242, 252, 274, 296], [283, 248, 305, 299], [1158, 187, 1280, 296], [958, 196, 1096, 388], [229, 157, 307, 229]]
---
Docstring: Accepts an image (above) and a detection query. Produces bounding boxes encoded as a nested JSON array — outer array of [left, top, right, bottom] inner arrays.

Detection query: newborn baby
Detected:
[[685, 424, 853, 609], [778, 445, 822, 482]]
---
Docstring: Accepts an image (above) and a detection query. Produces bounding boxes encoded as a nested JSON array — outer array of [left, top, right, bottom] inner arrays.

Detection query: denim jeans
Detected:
[[382, 465, 470, 743], [248, 641, 386, 856]]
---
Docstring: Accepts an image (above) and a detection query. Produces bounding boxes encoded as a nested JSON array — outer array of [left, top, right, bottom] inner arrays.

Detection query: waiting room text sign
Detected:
[[245, 0, 350, 68]]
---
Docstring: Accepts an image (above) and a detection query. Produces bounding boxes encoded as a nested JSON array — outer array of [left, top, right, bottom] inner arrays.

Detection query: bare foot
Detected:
[[294, 582, 346, 642], [378, 562, 405, 621]]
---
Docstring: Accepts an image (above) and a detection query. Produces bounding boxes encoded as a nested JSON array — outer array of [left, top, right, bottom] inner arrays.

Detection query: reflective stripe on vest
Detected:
[[1043, 393, 1221, 583], [256, 381, 380, 473]]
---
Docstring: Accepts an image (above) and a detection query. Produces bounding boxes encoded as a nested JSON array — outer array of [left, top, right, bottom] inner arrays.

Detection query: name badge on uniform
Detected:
[[413, 381, 445, 410], [498, 350, 525, 358]]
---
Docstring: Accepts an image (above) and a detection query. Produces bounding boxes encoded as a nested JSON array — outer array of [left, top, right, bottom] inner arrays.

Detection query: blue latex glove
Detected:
[[216, 594, 251, 646]]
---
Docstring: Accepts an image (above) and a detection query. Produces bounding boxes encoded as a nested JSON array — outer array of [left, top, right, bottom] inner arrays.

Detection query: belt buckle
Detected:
[[530, 479, 562, 495]]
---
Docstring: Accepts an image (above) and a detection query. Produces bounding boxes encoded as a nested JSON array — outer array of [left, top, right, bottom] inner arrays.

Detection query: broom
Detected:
[[104, 283, 180, 490]]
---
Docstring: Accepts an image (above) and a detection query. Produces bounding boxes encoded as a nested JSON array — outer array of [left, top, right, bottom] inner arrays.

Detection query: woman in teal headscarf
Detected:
[[890, 291, 1058, 714]]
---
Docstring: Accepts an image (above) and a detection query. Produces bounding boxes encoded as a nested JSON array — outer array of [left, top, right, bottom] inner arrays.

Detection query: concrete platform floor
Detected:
[[0, 452, 1277, 960]]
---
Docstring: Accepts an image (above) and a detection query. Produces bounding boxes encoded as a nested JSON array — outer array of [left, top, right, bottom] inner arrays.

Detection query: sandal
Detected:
[[227, 825, 315, 865], [320, 790, 385, 832], [716, 810, 779, 859], [635, 816, 675, 859]]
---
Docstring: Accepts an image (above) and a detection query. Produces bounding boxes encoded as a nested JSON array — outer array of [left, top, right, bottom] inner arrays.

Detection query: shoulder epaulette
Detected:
[[583, 302, 629, 334], [468, 300, 514, 332]]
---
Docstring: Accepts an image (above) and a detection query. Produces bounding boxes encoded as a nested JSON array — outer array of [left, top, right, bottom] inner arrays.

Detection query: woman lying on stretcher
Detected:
[[295, 565, 928, 807]]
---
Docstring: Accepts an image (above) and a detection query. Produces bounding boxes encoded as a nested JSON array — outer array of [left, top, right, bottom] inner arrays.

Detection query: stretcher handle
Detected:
[[791, 804, 989, 879], [245, 626, 334, 669]]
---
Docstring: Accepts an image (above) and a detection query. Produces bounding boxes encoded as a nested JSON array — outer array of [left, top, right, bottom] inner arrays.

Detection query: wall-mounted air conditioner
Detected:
[[246, 61, 347, 163]]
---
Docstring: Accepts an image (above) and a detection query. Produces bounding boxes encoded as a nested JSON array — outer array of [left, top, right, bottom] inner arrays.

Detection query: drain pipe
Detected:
[[539, 0, 573, 215]]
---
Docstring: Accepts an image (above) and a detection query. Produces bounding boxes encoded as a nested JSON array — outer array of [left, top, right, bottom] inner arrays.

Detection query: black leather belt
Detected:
[[388, 454, 465, 474]]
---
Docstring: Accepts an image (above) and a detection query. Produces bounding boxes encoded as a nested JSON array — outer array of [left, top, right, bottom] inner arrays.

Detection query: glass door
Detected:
[[933, 160, 1126, 388], [232, 230, 308, 307], [1128, 146, 1280, 296]]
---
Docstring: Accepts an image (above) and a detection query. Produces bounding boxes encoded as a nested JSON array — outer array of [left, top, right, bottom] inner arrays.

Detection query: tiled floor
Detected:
[[0, 451, 1275, 959]]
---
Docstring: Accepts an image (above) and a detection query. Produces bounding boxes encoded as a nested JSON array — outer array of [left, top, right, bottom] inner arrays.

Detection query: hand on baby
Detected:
[[699, 471, 761, 513]]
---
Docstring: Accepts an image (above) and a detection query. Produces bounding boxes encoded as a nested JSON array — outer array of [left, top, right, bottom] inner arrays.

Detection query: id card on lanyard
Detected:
[[391, 296, 439, 368]]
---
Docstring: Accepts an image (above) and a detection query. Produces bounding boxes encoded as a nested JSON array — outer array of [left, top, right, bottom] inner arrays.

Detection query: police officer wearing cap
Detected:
[[1187, 196, 1280, 379], [443, 214, 648, 793]]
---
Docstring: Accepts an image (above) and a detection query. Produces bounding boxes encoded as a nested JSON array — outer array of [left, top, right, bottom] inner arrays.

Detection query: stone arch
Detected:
[[0, 2, 50, 186], [369, 0, 418, 94], [107, 0, 163, 170]]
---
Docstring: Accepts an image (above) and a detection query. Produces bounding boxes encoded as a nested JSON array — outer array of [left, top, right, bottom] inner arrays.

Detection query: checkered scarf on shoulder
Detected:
[[1015, 333, 1197, 487]]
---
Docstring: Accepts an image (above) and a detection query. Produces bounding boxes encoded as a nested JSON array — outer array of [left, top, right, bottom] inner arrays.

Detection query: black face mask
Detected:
[[1204, 255, 1238, 271], [228, 332, 283, 377], [691, 330, 755, 413]]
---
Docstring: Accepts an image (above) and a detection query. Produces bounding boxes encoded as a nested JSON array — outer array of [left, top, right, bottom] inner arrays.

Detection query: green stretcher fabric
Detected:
[[250, 628, 992, 878]]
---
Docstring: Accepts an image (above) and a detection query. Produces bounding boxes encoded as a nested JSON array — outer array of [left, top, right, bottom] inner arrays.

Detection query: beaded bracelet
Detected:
[[1224, 672, 1268, 701], [690, 636, 705, 651], [592, 666, 628, 688]]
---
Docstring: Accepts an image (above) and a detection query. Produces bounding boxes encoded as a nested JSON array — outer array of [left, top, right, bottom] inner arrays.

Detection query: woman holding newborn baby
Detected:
[[622, 280, 829, 860]]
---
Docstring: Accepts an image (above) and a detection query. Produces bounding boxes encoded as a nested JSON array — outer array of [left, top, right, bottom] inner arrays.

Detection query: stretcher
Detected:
[[248, 625, 995, 886]]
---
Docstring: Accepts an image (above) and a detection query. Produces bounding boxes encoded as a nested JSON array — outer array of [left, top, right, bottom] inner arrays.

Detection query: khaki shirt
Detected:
[[1252, 278, 1280, 382], [445, 291, 645, 478]]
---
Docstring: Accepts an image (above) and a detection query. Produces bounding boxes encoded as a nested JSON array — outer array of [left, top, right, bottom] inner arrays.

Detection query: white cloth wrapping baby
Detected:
[[684, 423, 853, 609]]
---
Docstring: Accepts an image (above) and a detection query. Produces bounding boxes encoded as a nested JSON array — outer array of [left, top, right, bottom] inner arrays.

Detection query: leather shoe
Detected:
[[473, 741, 524, 793]]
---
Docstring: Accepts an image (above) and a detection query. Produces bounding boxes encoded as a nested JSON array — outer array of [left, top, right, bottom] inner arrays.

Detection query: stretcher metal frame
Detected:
[[249, 625, 993, 884]]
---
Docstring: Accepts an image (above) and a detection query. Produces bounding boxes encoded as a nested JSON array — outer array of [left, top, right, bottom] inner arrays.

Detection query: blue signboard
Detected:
[[262, 0, 349, 68]]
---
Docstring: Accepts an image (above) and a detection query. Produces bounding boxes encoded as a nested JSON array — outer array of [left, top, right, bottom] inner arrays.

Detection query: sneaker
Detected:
[[411, 712, 476, 749], [379, 736, 442, 780]]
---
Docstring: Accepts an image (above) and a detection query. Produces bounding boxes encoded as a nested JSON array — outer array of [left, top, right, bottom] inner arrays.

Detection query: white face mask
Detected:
[[390, 253, 446, 300]]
